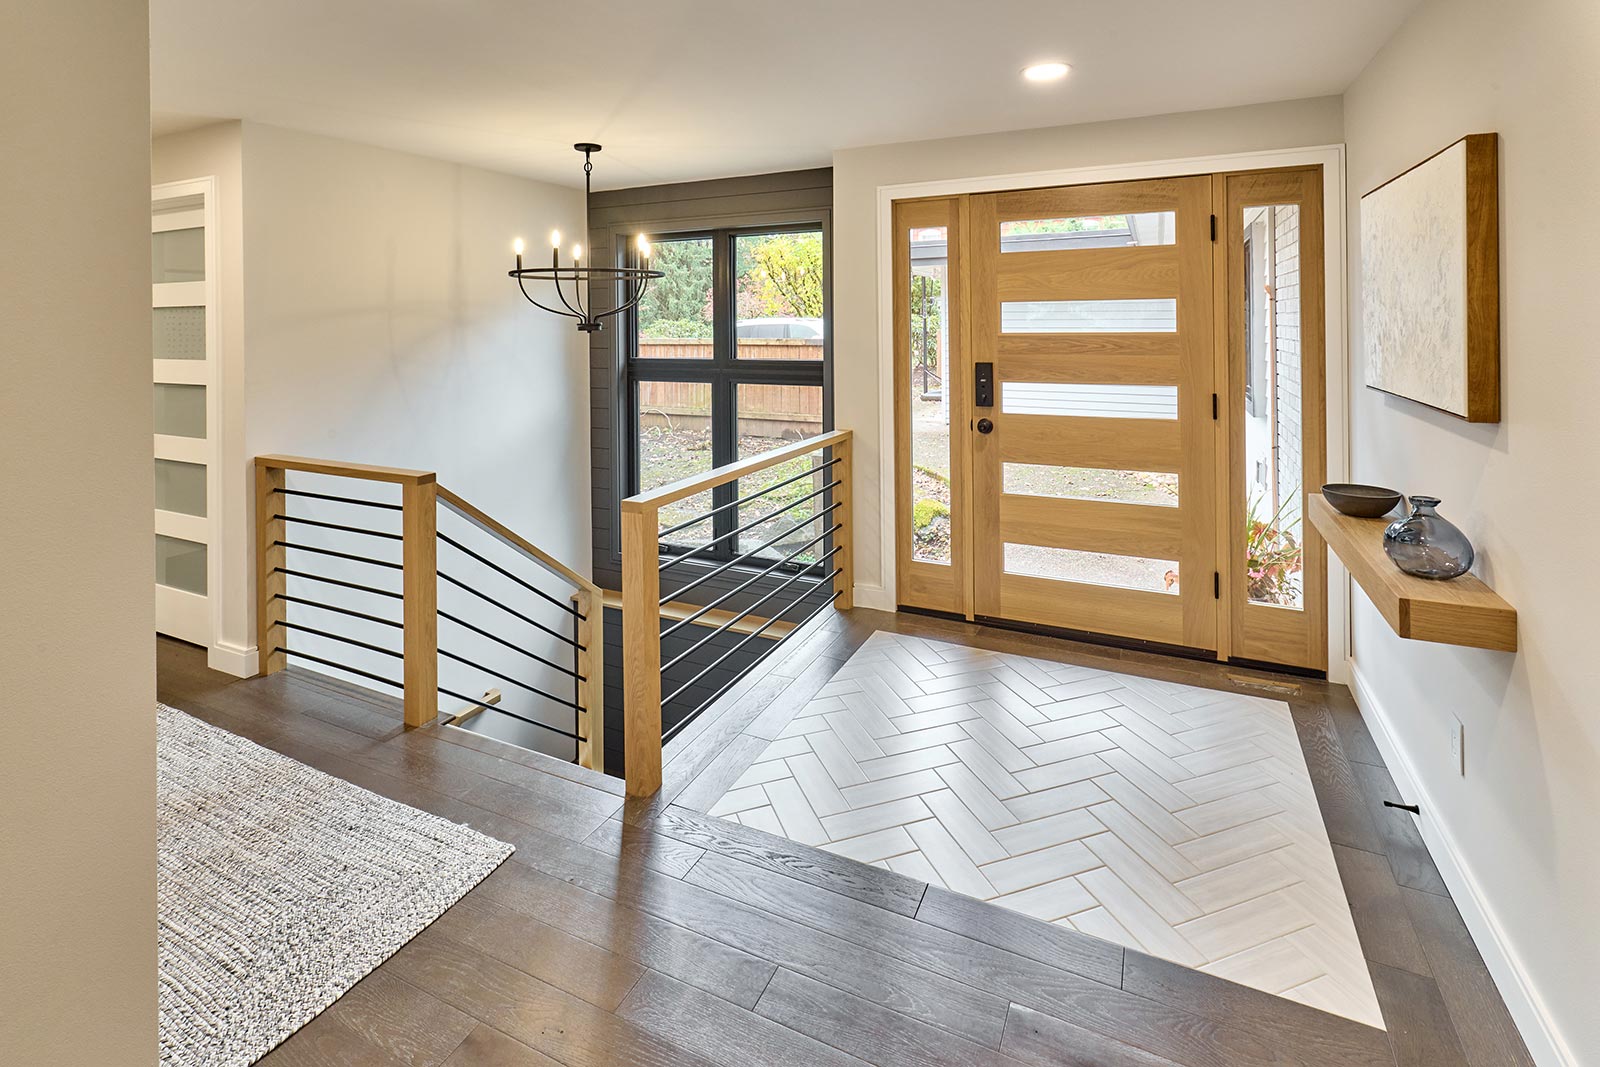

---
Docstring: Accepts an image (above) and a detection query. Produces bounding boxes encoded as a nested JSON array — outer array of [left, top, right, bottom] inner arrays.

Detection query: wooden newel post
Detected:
[[255, 461, 287, 676], [832, 435, 854, 610], [573, 586, 604, 774], [621, 501, 663, 796], [401, 476, 438, 728]]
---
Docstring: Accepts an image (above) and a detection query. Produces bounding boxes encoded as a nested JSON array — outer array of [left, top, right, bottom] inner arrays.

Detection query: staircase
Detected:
[[253, 429, 853, 796]]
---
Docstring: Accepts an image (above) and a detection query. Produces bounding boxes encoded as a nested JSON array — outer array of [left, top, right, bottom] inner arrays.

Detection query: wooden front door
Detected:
[[968, 176, 1218, 651]]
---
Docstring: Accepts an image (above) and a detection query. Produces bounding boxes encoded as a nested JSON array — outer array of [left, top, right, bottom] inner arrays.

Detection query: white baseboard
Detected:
[[1347, 658, 1574, 1067], [851, 583, 896, 612], [208, 640, 258, 679]]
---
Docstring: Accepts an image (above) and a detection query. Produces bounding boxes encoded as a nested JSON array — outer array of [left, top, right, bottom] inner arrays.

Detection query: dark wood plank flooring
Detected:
[[157, 606, 1531, 1067]]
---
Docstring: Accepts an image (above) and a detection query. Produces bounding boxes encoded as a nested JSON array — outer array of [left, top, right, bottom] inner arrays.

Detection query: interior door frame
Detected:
[[874, 144, 1351, 681]]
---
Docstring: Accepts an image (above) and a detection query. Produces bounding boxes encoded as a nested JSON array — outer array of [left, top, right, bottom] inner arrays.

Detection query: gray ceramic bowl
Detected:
[[1322, 483, 1404, 519]]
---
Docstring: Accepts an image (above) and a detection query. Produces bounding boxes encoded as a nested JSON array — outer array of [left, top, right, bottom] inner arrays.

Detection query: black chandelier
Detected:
[[508, 142, 662, 333]]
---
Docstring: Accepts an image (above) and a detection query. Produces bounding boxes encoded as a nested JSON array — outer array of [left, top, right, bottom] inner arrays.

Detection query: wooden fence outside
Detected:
[[638, 339, 824, 433]]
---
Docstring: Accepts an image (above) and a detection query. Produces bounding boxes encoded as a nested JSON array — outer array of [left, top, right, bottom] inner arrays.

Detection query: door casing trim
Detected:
[[873, 144, 1350, 682]]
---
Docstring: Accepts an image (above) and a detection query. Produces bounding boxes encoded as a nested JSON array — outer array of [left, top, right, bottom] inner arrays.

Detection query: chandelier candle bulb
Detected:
[[512, 237, 524, 270]]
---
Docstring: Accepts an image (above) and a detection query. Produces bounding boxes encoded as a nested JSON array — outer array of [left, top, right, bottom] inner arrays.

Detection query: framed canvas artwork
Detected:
[[1360, 133, 1500, 422]]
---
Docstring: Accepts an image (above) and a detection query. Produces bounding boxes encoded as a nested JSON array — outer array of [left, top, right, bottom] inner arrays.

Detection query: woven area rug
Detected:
[[157, 704, 513, 1067]]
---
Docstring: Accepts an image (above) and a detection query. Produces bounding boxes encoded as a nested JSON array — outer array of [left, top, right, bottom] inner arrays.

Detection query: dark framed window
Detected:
[[626, 222, 830, 569]]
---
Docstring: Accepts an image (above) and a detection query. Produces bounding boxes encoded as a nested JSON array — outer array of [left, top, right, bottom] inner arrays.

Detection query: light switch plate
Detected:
[[1450, 717, 1464, 775]]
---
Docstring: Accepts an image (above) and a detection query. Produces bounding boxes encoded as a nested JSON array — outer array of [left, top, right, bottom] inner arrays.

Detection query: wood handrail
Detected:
[[621, 429, 852, 513], [437, 485, 601, 598], [253, 454, 435, 485]]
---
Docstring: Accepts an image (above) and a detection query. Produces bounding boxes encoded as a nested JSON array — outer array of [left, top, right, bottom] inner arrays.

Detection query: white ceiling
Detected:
[[151, 0, 1416, 190]]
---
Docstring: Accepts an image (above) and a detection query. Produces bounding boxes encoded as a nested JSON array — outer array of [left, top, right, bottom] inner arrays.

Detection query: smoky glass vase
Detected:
[[1383, 496, 1474, 580]]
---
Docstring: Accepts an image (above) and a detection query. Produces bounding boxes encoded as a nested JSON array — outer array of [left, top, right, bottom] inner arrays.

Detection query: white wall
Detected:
[[239, 124, 592, 738], [0, 1, 157, 1063], [152, 122, 250, 674], [831, 96, 1345, 604], [1343, 2, 1599, 1062]]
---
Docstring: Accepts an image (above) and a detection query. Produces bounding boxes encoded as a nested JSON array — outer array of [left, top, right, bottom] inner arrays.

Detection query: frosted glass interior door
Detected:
[[152, 188, 216, 645]]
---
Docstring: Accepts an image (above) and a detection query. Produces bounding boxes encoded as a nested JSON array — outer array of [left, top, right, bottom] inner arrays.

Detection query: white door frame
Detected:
[[871, 144, 1351, 681], [152, 176, 225, 658]]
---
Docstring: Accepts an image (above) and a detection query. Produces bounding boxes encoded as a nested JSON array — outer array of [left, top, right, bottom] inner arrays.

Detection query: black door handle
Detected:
[[977, 418, 994, 434]]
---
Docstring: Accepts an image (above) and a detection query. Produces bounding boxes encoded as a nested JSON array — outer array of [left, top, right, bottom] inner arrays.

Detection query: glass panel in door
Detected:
[[1239, 203, 1305, 609]]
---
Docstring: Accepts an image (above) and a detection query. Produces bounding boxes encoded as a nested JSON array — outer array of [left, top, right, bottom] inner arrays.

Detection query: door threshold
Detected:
[[1224, 656, 1327, 681], [971, 614, 1216, 663]]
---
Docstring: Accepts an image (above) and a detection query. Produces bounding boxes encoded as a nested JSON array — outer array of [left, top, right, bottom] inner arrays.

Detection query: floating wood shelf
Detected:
[[1307, 494, 1516, 652]]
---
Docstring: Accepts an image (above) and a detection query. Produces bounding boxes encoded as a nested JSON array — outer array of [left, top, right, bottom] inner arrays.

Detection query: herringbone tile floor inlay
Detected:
[[707, 631, 1384, 1029]]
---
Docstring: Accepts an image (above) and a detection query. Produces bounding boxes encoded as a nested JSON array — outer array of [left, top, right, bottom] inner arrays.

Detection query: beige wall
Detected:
[[152, 122, 250, 672], [0, 1, 157, 1064], [239, 123, 593, 707], [240, 121, 591, 579], [1344, 1, 1598, 1061], [831, 96, 1345, 601]]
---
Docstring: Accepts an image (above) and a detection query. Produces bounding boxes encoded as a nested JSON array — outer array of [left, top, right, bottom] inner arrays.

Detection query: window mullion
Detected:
[[708, 230, 738, 563]]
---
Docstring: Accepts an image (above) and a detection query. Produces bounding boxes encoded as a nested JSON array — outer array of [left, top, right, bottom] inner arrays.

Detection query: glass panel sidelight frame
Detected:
[[892, 198, 968, 613], [1221, 167, 1328, 672]]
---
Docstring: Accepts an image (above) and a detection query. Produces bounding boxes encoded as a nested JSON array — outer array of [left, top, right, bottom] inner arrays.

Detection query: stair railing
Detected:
[[253, 455, 603, 772], [620, 429, 852, 797]]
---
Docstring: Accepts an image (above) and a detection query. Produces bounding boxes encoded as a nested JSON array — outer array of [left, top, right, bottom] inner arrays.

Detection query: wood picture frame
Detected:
[[1360, 133, 1500, 422]]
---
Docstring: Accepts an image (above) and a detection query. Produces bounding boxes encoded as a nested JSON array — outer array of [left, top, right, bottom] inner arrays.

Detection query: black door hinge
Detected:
[[1210, 214, 1217, 242], [1212, 393, 1219, 420], [1213, 571, 1221, 599]]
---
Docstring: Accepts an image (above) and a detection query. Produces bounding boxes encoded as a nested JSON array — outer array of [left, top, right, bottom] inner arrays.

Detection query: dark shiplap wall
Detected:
[[586, 168, 834, 596]]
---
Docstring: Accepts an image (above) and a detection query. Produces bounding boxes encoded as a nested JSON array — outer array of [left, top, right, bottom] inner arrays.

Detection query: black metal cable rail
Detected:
[[661, 587, 844, 745], [438, 570, 583, 651], [437, 648, 584, 721], [437, 530, 582, 619], [278, 620, 401, 660], [274, 566, 402, 600], [275, 487, 402, 511], [662, 571, 843, 708], [267, 476, 593, 761], [274, 646, 402, 692], [656, 456, 841, 538], [659, 477, 841, 574], [275, 514, 402, 541], [275, 594, 401, 629], [661, 527, 841, 641], [276, 643, 580, 743], [438, 607, 582, 680], [275, 540, 401, 570], [661, 551, 842, 674], [662, 506, 841, 605]]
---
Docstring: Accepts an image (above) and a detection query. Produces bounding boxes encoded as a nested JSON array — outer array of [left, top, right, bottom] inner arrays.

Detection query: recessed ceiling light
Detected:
[[1022, 62, 1070, 83]]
